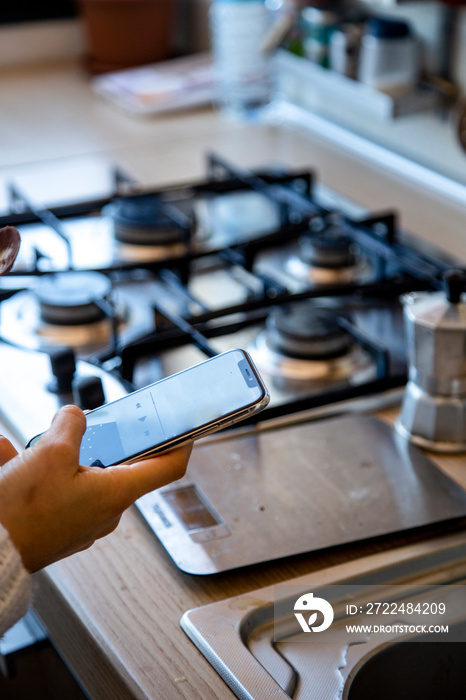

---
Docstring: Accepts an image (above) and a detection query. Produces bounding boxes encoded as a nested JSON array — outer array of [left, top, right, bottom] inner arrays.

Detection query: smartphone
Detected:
[[27, 349, 269, 467]]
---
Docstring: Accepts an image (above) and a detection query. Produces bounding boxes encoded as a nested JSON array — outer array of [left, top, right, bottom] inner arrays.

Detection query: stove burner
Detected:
[[250, 303, 376, 391], [286, 226, 372, 285], [111, 194, 185, 246], [300, 231, 357, 268], [268, 306, 353, 359], [35, 272, 113, 325], [0, 273, 157, 356]]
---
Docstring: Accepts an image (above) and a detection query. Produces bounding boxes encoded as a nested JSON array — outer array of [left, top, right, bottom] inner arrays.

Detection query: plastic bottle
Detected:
[[300, 7, 341, 68], [358, 18, 419, 95], [209, 0, 272, 118]]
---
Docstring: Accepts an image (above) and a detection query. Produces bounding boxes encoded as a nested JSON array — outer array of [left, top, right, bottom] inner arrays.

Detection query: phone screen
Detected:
[[80, 350, 265, 466]]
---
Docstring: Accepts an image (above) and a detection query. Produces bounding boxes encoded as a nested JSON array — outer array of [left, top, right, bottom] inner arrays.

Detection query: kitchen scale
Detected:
[[136, 414, 466, 574]]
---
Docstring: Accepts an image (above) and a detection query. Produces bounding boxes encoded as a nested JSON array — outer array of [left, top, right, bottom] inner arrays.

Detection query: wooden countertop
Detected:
[[0, 60, 465, 699]]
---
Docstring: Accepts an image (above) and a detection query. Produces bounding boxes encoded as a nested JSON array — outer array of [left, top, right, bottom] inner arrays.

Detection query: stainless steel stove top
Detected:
[[0, 153, 465, 576]]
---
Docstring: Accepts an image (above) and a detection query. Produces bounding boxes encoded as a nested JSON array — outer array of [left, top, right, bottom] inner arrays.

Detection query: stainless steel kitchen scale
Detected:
[[136, 414, 466, 574]]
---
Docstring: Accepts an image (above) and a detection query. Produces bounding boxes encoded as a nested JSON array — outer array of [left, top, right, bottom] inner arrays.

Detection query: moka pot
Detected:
[[395, 271, 466, 452]]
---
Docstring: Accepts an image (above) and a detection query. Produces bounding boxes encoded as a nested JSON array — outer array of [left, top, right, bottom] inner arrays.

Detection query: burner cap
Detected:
[[35, 272, 112, 325], [111, 194, 184, 246], [267, 305, 352, 359], [299, 229, 358, 269]]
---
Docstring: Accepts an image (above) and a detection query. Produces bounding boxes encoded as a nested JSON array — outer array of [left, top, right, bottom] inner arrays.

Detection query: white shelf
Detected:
[[275, 49, 440, 121]]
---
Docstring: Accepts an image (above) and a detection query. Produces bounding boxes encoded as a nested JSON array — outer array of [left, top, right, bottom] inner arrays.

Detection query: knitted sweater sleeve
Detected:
[[0, 524, 31, 636]]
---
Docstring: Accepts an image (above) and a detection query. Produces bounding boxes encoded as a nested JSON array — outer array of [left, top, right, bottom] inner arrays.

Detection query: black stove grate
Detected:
[[1, 152, 464, 424]]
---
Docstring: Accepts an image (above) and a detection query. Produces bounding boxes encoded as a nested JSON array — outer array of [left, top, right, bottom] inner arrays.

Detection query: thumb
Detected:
[[41, 404, 87, 457]]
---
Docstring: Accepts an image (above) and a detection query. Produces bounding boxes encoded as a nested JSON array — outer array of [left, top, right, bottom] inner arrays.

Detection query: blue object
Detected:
[[367, 17, 411, 39]]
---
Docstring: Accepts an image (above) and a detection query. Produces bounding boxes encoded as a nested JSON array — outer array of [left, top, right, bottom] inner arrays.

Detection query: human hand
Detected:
[[0, 405, 191, 573]]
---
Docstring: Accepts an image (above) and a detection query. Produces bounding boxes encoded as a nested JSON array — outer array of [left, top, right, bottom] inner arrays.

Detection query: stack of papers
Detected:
[[91, 54, 215, 116]]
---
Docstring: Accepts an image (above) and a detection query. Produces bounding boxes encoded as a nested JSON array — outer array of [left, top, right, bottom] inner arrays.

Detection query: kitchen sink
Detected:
[[181, 532, 466, 700], [345, 625, 466, 700]]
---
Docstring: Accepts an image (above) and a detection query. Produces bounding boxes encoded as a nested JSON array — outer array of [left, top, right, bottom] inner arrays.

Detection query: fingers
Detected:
[[41, 404, 87, 456], [0, 436, 18, 466], [105, 442, 193, 504], [51, 404, 86, 432]]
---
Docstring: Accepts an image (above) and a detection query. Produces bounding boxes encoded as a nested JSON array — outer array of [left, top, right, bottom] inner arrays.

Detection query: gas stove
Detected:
[[1, 153, 458, 415], [1, 153, 465, 574]]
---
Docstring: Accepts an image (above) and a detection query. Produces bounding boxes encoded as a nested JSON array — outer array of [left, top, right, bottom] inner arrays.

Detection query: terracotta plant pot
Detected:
[[78, 0, 177, 73]]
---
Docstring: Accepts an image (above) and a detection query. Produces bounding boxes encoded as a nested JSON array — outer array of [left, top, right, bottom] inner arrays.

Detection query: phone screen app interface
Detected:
[[80, 351, 263, 466]]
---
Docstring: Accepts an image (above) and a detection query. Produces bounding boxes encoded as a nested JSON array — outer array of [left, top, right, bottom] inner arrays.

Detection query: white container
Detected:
[[358, 18, 419, 96], [209, 0, 272, 118]]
